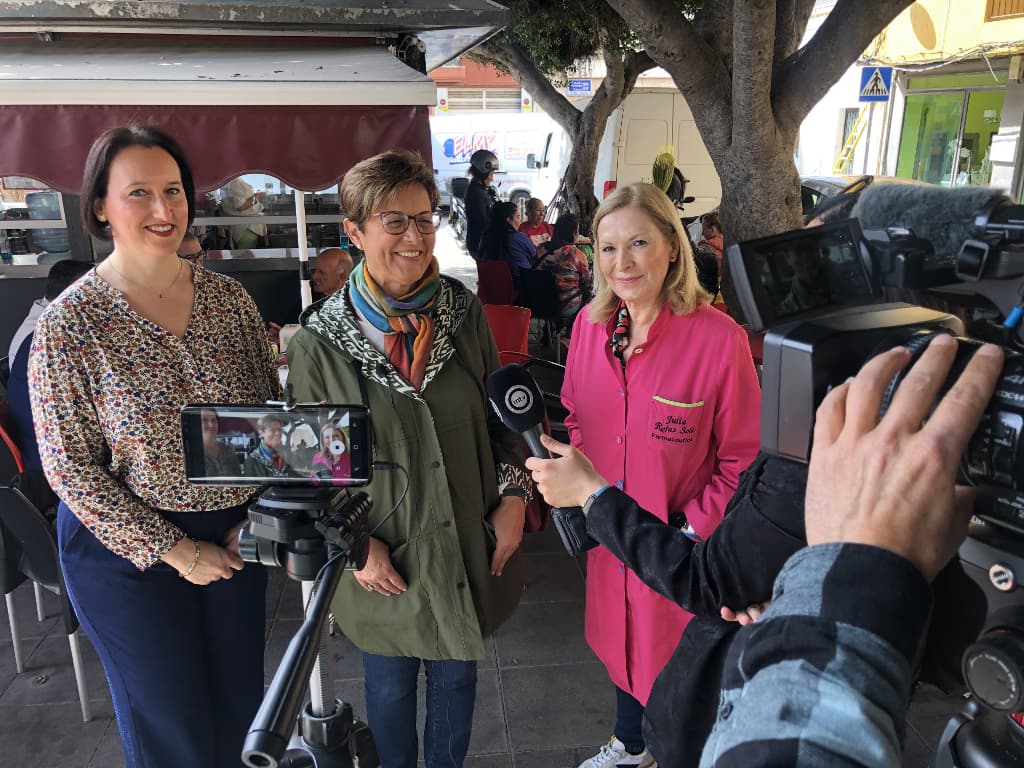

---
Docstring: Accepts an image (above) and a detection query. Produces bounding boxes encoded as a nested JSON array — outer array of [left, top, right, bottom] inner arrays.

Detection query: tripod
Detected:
[[239, 487, 379, 768]]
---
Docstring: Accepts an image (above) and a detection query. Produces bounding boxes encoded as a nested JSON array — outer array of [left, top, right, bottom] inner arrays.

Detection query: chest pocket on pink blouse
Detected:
[[648, 395, 705, 451]]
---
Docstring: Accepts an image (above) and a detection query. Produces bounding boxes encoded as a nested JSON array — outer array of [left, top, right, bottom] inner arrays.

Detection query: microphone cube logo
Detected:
[[505, 385, 533, 415]]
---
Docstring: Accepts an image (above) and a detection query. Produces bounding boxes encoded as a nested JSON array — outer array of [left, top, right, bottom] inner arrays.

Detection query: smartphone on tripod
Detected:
[[180, 403, 373, 487]]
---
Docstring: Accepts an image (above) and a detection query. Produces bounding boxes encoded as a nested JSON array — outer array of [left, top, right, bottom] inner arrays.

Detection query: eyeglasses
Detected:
[[179, 250, 206, 263], [373, 211, 442, 236]]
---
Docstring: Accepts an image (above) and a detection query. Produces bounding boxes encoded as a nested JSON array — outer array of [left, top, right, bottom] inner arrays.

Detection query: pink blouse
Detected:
[[563, 301, 761, 704]]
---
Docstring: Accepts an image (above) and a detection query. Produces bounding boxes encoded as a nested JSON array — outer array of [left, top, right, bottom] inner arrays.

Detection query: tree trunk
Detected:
[[714, 126, 804, 323], [562, 111, 605, 235], [473, 42, 653, 236]]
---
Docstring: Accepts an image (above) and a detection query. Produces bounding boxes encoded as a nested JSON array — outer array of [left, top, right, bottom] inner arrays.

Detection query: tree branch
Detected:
[[731, 0, 775, 146], [693, 0, 734, 74], [773, 0, 913, 132], [772, 0, 815, 66], [475, 41, 582, 136], [603, 0, 733, 155], [622, 49, 657, 94]]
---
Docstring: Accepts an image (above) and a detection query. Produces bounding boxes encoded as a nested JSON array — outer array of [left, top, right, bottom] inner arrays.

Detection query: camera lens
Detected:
[[963, 628, 1024, 711]]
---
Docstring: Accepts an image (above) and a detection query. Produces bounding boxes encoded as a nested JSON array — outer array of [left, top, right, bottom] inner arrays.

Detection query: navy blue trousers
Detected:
[[57, 501, 267, 768]]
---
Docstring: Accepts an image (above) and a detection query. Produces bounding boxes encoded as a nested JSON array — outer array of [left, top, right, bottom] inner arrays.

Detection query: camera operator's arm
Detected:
[[528, 437, 805, 618], [700, 336, 1003, 768]]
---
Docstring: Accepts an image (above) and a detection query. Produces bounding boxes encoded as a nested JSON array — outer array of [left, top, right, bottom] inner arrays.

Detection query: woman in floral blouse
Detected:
[[28, 125, 279, 768]]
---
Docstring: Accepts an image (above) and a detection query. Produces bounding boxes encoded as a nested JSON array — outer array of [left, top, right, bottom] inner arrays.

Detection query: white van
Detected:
[[594, 87, 721, 217], [429, 112, 570, 208]]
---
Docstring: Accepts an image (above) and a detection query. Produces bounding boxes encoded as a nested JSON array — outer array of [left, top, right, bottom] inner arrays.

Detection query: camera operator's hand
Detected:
[[525, 434, 608, 508], [354, 537, 407, 596], [488, 496, 526, 577], [805, 334, 1003, 582], [163, 537, 244, 585]]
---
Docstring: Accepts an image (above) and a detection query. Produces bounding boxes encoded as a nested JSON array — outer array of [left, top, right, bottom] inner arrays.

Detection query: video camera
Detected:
[[725, 183, 1024, 766], [180, 402, 382, 768]]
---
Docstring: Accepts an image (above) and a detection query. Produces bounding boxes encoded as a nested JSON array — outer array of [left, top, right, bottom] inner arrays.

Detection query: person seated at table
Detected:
[[243, 414, 295, 478], [220, 176, 267, 249], [480, 201, 535, 286], [176, 233, 207, 266], [312, 247, 354, 298], [533, 213, 593, 328], [519, 198, 554, 247], [698, 212, 724, 267]]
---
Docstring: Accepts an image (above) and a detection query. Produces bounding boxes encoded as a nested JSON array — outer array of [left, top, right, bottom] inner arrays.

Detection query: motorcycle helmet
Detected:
[[469, 149, 499, 179]]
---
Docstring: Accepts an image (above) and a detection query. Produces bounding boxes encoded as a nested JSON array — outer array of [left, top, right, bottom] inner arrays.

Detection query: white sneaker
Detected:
[[577, 737, 657, 768]]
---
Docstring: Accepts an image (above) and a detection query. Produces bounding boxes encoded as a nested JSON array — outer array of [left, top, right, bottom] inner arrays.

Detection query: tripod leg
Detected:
[[301, 580, 334, 718]]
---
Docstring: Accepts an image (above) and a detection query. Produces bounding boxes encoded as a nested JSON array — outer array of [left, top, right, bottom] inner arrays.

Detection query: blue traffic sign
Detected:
[[859, 66, 893, 103], [568, 79, 592, 95]]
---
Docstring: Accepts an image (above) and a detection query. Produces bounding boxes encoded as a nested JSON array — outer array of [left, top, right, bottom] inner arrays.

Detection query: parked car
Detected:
[[799, 174, 926, 221]]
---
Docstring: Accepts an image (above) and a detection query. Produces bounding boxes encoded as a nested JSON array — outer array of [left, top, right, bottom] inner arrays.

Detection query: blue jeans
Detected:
[[614, 686, 646, 753], [362, 652, 477, 768]]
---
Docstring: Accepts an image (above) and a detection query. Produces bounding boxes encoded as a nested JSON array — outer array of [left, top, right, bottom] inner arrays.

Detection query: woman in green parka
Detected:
[[286, 149, 530, 768]]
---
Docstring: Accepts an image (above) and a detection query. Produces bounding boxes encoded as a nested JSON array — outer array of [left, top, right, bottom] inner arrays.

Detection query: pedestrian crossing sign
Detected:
[[859, 66, 893, 103]]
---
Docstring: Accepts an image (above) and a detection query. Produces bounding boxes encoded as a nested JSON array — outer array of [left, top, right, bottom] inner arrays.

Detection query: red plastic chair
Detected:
[[477, 260, 516, 305], [483, 305, 531, 364]]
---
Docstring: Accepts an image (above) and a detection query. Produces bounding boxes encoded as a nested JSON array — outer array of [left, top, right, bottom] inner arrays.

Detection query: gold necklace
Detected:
[[104, 257, 184, 299]]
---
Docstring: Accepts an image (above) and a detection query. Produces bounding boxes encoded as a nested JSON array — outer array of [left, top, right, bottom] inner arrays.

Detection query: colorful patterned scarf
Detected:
[[349, 258, 441, 389], [610, 299, 630, 367]]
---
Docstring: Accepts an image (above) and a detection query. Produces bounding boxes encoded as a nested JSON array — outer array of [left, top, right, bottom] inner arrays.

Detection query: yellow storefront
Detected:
[[869, 0, 1024, 195]]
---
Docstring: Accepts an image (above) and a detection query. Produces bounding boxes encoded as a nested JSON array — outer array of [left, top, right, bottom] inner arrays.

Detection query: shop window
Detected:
[[840, 108, 860, 149], [193, 174, 344, 257], [0, 177, 69, 264], [895, 82, 1005, 188], [987, 0, 1024, 21]]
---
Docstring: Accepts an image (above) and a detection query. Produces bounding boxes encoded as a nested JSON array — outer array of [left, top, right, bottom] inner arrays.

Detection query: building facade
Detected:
[[799, 0, 1024, 199]]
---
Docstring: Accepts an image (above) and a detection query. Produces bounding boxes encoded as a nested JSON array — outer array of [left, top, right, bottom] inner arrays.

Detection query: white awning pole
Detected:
[[294, 189, 313, 308]]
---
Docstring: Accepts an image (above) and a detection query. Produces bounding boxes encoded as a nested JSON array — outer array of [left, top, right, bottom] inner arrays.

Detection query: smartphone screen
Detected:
[[180, 404, 372, 487]]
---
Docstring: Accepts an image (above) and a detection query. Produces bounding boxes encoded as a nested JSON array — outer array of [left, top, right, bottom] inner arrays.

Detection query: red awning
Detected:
[[0, 103, 431, 194]]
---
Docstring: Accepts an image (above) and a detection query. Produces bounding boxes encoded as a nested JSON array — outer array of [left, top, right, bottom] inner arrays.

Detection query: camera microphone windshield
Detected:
[[853, 183, 1011, 266], [486, 364, 549, 458]]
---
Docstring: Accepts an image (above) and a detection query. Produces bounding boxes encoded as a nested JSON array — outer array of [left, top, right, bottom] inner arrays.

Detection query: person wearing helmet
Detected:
[[464, 149, 499, 259]]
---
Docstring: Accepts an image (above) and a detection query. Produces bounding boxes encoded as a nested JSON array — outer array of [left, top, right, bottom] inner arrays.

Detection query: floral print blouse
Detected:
[[29, 265, 280, 569]]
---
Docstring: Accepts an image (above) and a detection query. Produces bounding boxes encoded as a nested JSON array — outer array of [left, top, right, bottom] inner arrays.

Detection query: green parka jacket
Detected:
[[286, 277, 528, 660]]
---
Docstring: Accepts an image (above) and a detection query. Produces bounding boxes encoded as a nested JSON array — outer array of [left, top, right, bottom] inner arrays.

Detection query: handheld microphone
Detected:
[[852, 183, 1012, 265], [486, 364, 598, 557], [486, 363, 549, 458]]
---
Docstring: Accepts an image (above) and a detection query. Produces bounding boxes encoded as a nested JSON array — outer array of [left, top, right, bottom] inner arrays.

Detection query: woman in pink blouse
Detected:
[[28, 126, 279, 768], [565, 184, 761, 768]]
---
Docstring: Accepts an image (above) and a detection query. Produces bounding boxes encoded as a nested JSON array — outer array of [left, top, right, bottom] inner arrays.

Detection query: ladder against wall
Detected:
[[833, 107, 867, 174]]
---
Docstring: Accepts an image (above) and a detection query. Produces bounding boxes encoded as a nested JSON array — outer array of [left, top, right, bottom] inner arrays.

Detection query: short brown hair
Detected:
[[256, 414, 287, 431], [589, 183, 709, 323], [80, 125, 196, 240], [340, 149, 440, 229]]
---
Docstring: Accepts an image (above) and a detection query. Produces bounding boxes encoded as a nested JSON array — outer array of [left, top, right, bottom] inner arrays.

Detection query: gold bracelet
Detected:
[[180, 538, 201, 579]]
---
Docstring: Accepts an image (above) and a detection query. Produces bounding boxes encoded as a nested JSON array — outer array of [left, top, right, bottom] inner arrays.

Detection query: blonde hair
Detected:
[[340, 149, 440, 228], [589, 183, 710, 323], [320, 423, 349, 451]]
